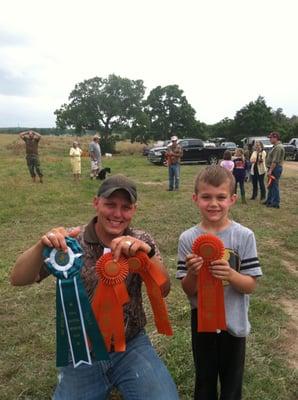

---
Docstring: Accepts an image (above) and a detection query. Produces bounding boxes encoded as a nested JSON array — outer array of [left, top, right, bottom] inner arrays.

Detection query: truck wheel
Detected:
[[208, 155, 218, 165]]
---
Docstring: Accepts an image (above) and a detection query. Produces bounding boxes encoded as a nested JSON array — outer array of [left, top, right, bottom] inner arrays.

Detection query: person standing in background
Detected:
[[165, 135, 183, 191], [69, 141, 83, 182], [220, 150, 234, 172], [250, 141, 266, 201], [232, 148, 248, 204], [263, 132, 285, 208], [19, 130, 43, 183], [89, 134, 102, 179]]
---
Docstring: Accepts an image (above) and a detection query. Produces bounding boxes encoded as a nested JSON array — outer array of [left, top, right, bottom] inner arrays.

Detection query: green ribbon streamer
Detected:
[[43, 237, 109, 367]]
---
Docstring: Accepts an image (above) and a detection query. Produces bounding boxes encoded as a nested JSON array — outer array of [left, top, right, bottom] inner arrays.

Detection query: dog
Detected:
[[96, 167, 111, 180]]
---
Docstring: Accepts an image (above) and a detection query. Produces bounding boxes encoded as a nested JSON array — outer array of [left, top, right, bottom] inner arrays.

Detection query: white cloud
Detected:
[[0, 0, 297, 127]]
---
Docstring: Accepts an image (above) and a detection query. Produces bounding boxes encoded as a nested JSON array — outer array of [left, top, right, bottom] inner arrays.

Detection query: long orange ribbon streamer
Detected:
[[192, 234, 226, 332], [92, 253, 129, 352], [128, 252, 173, 336]]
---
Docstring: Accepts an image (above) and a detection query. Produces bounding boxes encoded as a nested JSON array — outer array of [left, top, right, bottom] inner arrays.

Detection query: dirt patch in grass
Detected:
[[279, 298, 298, 370], [281, 260, 298, 276], [284, 161, 298, 172]]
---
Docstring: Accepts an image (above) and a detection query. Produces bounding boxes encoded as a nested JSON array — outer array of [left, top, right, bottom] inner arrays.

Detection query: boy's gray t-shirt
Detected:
[[176, 221, 262, 337]]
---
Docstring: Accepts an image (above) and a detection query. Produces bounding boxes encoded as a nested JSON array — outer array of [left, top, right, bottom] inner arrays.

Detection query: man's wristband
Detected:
[[147, 245, 156, 258]]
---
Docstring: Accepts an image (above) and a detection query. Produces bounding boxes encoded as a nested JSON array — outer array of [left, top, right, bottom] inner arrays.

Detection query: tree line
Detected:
[[54, 75, 298, 147], [2, 74, 298, 152]]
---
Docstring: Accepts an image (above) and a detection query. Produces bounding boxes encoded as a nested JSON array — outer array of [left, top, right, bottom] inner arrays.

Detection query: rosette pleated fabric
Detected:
[[128, 252, 173, 336], [92, 253, 130, 352], [192, 234, 226, 332], [43, 237, 108, 367]]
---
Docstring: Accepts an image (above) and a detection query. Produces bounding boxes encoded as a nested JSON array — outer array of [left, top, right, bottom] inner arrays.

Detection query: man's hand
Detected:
[[110, 235, 151, 261], [41, 227, 80, 252]]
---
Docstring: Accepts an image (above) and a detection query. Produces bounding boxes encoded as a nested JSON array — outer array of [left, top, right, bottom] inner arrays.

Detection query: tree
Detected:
[[54, 75, 145, 140], [233, 96, 274, 142], [144, 85, 202, 140]]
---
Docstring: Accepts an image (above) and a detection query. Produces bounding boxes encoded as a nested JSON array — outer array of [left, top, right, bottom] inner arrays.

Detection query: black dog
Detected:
[[96, 167, 111, 180]]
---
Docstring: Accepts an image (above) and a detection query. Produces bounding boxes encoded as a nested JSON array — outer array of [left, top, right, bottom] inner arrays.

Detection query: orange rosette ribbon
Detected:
[[128, 251, 173, 336], [192, 234, 226, 332], [92, 253, 129, 352]]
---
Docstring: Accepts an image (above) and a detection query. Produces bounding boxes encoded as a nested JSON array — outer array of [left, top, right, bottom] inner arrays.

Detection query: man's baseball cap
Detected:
[[97, 174, 137, 203], [268, 131, 280, 140], [93, 134, 101, 139], [171, 135, 178, 141]]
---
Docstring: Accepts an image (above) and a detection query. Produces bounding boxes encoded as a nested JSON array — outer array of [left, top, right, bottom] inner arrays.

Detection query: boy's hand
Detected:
[[186, 253, 203, 276], [209, 258, 233, 281]]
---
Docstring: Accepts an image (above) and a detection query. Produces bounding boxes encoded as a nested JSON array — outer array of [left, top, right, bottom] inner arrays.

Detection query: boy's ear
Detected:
[[192, 193, 198, 202], [230, 193, 237, 205]]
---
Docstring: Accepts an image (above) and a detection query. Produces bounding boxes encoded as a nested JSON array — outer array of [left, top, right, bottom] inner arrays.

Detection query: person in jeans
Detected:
[[165, 135, 183, 191], [232, 148, 248, 204], [10, 175, 179, 400], [249, 141, 267, 200], [263, 132, 285, 208]]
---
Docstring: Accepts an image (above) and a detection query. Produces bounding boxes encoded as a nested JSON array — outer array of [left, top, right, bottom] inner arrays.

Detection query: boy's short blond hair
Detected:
[[194, 165, 235, 195]]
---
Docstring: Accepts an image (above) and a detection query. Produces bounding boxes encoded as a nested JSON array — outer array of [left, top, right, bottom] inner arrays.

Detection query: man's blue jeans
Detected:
[[53, 331, 179, 400], [267, 165, 283, 206], [168, 163, 180, 190]]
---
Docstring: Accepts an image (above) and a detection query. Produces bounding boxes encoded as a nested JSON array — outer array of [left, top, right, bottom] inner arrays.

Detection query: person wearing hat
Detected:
[[263, 131, 285, 208], [89, 134, 102, 179], [165, 135, 183, 191], [10, 174, 179, 400]]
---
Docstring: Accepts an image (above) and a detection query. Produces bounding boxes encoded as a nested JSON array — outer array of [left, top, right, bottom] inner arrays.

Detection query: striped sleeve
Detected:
[[240, 230, 262, 277], [176, 232, 191, 279]]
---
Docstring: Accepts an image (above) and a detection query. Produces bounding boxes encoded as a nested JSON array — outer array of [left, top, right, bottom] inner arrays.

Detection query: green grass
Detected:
[[0, 134, 297, 399]]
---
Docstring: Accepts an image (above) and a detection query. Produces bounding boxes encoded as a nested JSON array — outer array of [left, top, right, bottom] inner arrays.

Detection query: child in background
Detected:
[[233, 148, 248, 204], [176, 165, 262, 400], [220, 150, 234, 172]]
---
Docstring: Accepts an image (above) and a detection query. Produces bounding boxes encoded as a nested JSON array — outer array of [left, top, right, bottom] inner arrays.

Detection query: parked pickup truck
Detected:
[[283, 138, 298, 160], [147, 138, 226, 165]]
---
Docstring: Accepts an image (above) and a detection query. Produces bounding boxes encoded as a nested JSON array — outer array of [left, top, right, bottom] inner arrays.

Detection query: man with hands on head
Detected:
[[19, 129, 43, 183], [11, 174, 179, 400]]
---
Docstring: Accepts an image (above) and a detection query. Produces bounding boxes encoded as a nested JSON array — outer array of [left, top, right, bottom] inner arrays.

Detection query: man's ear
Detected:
[[93, 196, 99, 208]]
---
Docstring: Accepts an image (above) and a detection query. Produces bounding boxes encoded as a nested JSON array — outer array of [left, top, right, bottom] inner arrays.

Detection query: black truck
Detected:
[[147, 138, 227, 165]]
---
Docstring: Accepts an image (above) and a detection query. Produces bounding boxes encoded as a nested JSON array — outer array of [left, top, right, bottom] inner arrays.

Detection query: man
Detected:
[[165, 135, 183, 191], [263, 131, 285, 208], [89, 134, 102, 179], [19, 130, 43, 183], [10, 174, 179, 400]]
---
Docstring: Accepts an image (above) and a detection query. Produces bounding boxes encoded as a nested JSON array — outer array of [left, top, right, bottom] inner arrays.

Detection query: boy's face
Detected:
[[193, 181, 236, 227]]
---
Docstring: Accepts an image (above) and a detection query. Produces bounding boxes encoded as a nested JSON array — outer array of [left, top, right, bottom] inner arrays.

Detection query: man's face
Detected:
[[93, 190, 137, 239], [269, 136, 278, 144], [172, 140, 177, 147], [193, 181, 236, 227], [28, 131, 34, 139]]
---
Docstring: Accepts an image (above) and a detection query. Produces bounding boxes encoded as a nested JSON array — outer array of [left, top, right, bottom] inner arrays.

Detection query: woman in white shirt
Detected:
[[69, 141, 83, 182], [250, 141, 267, 200]]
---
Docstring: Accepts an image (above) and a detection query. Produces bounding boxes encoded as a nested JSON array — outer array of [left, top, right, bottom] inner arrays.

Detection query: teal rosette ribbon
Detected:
[[43, 236, 108, 368]]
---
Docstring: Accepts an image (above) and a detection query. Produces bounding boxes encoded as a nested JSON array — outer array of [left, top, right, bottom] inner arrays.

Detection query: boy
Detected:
[[176, 165, 262, 400]]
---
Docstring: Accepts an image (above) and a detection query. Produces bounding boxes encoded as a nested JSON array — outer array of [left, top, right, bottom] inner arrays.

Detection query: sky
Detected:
[[0, 0, 297, 128]]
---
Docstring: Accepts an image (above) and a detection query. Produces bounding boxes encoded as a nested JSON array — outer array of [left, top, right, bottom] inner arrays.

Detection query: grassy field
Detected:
[[1, 134, 297, 399]]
